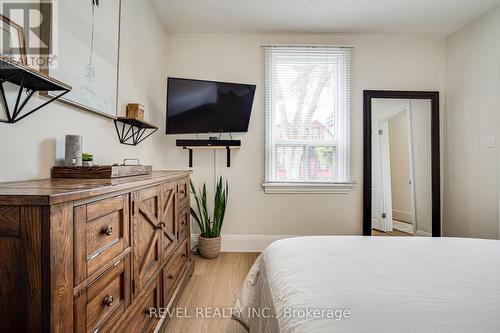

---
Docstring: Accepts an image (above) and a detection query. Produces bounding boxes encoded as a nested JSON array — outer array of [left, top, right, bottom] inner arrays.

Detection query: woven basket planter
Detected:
[[198, 236, 221, 259]]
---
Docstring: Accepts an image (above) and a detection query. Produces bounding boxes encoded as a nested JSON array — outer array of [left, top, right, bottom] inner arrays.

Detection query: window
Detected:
[[262, 45, 354, 193]]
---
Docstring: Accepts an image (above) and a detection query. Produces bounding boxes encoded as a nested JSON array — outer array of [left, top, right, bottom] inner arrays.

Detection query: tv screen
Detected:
[[166, 77, 256, 134]]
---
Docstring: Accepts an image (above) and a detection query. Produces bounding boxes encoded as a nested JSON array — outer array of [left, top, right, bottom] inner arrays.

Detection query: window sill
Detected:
[[262, 182, 355, 194]]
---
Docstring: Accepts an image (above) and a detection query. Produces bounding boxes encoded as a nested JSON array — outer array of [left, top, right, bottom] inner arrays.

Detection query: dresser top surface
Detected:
[[0, 170, 191, 205]]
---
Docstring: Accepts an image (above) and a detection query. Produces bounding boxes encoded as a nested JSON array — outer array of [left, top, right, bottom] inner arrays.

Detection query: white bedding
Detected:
[[234, 236, 500, 333]]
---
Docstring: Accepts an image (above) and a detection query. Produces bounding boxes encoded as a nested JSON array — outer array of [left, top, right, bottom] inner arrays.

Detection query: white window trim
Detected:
[[262, 182, 355, 194], [262, 45, 355, 194]]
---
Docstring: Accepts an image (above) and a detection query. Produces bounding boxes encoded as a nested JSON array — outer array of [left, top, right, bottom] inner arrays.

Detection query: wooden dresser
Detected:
[[0, 171, 193, 333]]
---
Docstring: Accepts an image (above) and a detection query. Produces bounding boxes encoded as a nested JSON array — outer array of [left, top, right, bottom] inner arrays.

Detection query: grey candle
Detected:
[[65, 135, 83, 166]]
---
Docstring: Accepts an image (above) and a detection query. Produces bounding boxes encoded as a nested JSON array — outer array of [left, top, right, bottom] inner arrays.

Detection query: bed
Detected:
[[233, 236, 500, 333]]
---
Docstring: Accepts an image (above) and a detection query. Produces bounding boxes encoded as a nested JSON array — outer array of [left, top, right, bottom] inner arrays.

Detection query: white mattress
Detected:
[[234, 236, 500, 333]]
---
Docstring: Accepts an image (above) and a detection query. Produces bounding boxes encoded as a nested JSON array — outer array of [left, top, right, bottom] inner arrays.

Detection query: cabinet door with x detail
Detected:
[[160, 182, 178, 262], [132, 185, 162, 297]]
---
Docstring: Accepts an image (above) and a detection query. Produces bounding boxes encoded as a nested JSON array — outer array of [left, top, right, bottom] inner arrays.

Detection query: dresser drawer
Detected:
[[178, 205, 189, 241], [177, 178, 189, 208], [75, 195, 130, 285], [163, 238, 190, 304], [74, 256, 131, 333], [117, 276, 162, 333]]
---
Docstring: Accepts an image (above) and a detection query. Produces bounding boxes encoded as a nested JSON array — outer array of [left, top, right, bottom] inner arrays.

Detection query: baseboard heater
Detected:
[[176, 139, 241, 167]]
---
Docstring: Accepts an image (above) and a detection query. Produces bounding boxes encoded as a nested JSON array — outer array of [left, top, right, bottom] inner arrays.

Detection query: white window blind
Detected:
[[262, 45, 354, 193]]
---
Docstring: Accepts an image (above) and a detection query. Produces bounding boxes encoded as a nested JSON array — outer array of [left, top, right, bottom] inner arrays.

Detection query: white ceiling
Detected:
[[149, 0, 500, 35]]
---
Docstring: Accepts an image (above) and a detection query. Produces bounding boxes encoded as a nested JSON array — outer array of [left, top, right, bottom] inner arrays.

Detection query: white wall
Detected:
[[165, 33, 445, 237], [0, 10, 448, 240], [1, 1, 498, 241], [0, 0, 169, 182], [444, 5, 500, 239]]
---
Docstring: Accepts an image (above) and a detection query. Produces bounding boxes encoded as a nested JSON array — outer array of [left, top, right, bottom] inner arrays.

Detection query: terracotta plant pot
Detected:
[[198, 236, 221, 259]]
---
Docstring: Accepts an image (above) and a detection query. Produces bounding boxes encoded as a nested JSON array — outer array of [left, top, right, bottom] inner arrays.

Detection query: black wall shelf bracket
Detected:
[[183, 147, 193, 167], [0, 57, 72, 124], [114, 117, 158, 146]]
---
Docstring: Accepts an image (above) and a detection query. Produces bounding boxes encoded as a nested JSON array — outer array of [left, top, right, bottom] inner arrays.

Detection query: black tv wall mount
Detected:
[[176, 139, 241, 167]]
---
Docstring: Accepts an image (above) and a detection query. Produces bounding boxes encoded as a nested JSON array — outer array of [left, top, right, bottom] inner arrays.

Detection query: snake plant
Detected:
[[190, 177, 228, 238]]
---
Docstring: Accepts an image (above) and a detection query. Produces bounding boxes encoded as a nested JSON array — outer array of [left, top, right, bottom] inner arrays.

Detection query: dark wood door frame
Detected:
[[363, 90, 441, 236]]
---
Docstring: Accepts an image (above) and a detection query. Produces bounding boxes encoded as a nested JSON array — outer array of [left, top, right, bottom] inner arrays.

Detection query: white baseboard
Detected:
[[392, 209, 414, 223], [191, 234, 296, 252], [415, 230, 432, 237]]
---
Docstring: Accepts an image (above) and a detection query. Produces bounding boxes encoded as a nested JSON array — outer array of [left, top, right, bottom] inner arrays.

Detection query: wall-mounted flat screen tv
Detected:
[[166, 77, 256, 134]]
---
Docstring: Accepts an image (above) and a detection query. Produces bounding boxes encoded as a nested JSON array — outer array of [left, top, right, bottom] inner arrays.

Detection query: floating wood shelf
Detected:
[[0, 56, 72, 123], [114, 117, 158, 146], [176, 139, 241, 167]]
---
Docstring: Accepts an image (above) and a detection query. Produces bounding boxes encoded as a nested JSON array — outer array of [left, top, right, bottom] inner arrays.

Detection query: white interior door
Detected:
[[379, 120, 393, 232], [372, 120, 392, 232], [371, 121, 382, 230]]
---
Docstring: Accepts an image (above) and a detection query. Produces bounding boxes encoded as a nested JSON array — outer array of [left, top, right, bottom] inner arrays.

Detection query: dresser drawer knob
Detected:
[[167, 274, 174, 280], [101, 226, 113, 236], [157, 223, 165, 230], [103, 295, 114, 307]]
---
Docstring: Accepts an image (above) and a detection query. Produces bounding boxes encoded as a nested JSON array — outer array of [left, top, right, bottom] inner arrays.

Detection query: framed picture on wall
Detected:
[[40, 0, 121, 119]]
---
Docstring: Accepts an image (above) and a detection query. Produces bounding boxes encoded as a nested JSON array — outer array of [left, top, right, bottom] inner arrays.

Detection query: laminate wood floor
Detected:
[[164, 252, 259, 333]]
